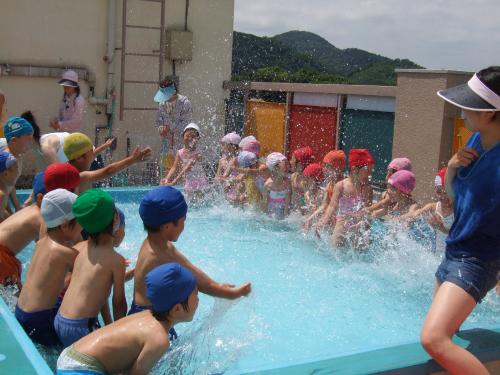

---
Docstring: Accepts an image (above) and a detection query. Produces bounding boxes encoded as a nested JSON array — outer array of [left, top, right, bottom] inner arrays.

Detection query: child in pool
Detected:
[[365, 157, 413, 215], [56, 263, 199, 375], [235, 151, 262, 208], [403, 167, 454, 234], [290, 146, 315, 211], [420, 66, 500, 375], [304, 150, 346, 232], [161, 123, 208, 204], [216, 132, 240, 202], [372, 170, 418, 219], [54, 189, 127, 347], [0, 151, 19, 221], [130, 186, 251, 322], [263, 152, 291, 220], [301, 163, 325, 216], [0, 164, 80, 288], [16, 189, 81, 347], [315, 149, 374, 248]]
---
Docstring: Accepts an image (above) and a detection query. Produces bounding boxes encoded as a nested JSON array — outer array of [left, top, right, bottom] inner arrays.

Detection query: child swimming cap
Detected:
[[221, 132, 241, 145], [239, 136, 256, 149], [183, 123, 200, 136], [4, 117, 34, 142], [388, 170, 416, 195], [41, 189, 78, 228], [146, 263, 196, 313], [349, 149, 375, 168], [388, 157, 413, 172], [33, 172, 47, 197], [63, 132, 93, 161], [242, 140, 261, 156], [323, 150, 346, 169], [303, 163, 325, 181], [293, 147, 315, 167], [139, 186, 187, 227], [0, 151, 17, 172], [266, 152, 287, 170], [44, 162, 80, 192], [435, 167, 447, 187], [72, 189, 115, 234], [237, 151, 258, 168]]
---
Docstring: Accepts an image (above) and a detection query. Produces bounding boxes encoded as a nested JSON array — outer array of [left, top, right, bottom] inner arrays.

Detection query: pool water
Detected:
[[6, 189, 500, 374]]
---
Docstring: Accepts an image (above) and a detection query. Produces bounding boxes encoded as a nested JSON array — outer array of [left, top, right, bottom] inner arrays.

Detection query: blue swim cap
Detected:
[[4, 117, 34, 142], [139, 186, 187, 227], [146, 263, 196, 313], [117, 207, 125, 227], [33, 172, 46, 197], [0, 151, 17, 172]]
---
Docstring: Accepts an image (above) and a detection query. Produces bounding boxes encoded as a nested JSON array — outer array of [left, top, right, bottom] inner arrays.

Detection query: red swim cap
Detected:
[[323, 150, 346, 169], [44, 162, 81, 192], [293, 147, 315, 167], [348, 149, 375, 168], [302, 163, 325, 181]]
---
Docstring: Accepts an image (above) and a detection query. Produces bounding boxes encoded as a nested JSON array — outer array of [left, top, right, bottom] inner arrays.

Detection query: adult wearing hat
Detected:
[[49, 70, 86, 133], [420, 66, 500, 375], [154, 77, 193, 160]]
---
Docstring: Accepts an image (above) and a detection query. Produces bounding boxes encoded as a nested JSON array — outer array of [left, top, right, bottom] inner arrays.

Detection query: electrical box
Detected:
[[165, 30, 193, 61]]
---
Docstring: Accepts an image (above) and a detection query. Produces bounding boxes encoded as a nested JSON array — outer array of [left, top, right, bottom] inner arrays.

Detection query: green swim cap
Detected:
[[72, 189, 115, 234], [64, 132, 93, 161]]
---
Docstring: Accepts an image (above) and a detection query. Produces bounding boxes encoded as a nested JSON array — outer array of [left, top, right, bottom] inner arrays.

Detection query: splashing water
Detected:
[[3, 189, 499, 374]]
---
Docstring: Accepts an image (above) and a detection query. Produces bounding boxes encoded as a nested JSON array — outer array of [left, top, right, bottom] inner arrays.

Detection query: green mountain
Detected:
[[232, 30, 423, 85]]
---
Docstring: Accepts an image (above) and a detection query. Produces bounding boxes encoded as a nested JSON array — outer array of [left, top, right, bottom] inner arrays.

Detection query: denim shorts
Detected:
[[435, 252, 500, 303]]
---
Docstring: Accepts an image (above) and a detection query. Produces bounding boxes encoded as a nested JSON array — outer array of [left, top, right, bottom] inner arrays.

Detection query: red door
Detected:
[[287, 105, 337, 161]]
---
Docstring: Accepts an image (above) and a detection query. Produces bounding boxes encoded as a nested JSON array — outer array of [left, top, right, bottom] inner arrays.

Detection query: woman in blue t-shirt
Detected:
[[420, 67, 500, 375]]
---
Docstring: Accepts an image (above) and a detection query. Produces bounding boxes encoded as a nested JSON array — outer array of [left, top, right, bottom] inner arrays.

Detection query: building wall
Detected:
[[393, 70, 471, 201], [0, 0, 234, 179]]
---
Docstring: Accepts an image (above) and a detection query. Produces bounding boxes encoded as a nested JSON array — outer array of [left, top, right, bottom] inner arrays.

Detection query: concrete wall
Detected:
[[0, 0, 234, 180], [393, 70, 472, 201]]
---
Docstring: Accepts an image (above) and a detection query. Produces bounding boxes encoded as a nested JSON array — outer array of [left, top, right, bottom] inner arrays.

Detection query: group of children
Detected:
[[0, 117, 250, 374], [210, 130, 454, 250]]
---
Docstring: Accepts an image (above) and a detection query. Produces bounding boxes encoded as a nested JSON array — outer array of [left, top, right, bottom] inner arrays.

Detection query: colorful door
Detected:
[[287, 105, 337, 161], [245, 100, 286, 156], [452, 118, 472, 155]]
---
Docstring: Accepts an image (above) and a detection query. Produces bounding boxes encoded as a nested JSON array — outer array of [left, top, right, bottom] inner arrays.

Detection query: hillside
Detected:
[[232, 30, 423, 85]]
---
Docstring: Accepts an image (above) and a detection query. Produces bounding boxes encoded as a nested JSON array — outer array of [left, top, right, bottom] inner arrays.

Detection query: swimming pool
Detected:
[[2, 188, 500, 374]]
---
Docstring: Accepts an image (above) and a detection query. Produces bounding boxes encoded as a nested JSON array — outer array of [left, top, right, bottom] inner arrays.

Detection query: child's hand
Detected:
[[131, 146, 152, 162], [224, 282, 252, 298], [448, 147, 479, 169], [159, 178, 171, 185]]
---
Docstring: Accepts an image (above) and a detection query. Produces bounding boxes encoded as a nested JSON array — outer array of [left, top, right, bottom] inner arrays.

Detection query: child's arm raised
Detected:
[[81, 146, 152, 185], [175, 248, 251, 299], [111, 255, 127, 321], [170, 157, 197, 186]]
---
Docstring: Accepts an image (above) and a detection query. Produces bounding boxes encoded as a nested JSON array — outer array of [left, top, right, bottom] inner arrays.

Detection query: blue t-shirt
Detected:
[[445, 132, 500, 260]]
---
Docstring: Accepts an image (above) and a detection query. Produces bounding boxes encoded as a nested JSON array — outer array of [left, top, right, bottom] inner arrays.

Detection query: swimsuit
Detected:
[[54, 312, 101, 348], [178, 148, 208, 193], [244, 176, 261, 206], [268, 189, 288, 220], [40, 132, 71, 162], [15, 298, 62, 347], [0, 244, 21, 287], [57, 345, 108, 375]]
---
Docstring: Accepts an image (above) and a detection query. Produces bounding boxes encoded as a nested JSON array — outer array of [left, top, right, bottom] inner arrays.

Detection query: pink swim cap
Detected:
[[221, 132, 241, 145], [388, 157, 413, 172], [388, 170, 416, 195], [242, 140, 261, 156]]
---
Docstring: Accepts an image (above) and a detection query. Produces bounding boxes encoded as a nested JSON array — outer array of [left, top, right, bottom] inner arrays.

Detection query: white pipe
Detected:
[[105, 0, 117, 114]]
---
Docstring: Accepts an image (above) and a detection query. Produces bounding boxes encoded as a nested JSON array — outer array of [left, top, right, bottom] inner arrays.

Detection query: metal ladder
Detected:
[[119, 0, 166, 121]]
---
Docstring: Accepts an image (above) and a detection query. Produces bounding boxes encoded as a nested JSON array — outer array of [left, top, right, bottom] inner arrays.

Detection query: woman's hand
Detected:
[[49, 118, 60, 130], [448, 147, 479, 169]]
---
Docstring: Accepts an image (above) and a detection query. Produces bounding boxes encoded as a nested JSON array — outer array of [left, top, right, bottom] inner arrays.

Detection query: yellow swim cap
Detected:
[[63, 132, 93, 161]]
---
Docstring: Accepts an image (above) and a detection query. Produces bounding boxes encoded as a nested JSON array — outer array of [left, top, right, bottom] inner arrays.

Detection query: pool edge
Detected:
[[0, 297, 53, 375]]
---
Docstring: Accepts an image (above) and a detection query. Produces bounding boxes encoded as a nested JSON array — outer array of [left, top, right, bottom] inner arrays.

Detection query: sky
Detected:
[[234, 0, 500, 72]]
